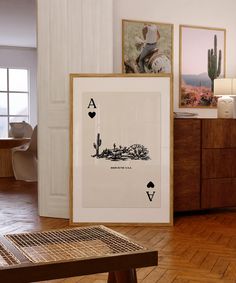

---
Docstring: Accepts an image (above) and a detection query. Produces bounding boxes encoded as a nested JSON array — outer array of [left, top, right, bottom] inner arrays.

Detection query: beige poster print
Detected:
[[81, 92, 161, 208]]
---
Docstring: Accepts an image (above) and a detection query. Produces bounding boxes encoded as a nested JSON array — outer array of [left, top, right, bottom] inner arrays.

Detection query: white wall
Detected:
[[0, 0, 36, 47], [113, 0, 236, 117], [0, 46, 37, 126]]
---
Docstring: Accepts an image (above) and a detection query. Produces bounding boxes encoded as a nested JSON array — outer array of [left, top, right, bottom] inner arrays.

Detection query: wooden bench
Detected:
[[0, 225, 158, 283]]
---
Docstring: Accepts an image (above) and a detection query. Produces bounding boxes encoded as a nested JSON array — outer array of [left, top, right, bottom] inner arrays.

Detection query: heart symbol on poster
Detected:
[[147, 181, 155, 188], [88, 112, 96, 118]]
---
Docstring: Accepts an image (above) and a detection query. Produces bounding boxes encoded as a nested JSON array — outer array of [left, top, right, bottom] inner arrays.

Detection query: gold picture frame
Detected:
[[122, 19, 173, 75], [179, 25, 226, 108], [70, 73, 173, 226]]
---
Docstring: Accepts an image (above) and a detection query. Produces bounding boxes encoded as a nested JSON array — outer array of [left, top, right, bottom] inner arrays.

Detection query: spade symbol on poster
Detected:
[[147, 181, 155, 188]]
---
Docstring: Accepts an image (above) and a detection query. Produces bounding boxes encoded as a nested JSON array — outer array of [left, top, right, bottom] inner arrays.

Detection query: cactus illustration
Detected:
[[208, 34, 222, 92], [92, 137, 150, 161], [93, 133, 102, 157]]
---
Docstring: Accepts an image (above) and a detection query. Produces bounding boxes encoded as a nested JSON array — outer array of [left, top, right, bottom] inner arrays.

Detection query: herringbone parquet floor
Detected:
[[1, 178, 236, 283]]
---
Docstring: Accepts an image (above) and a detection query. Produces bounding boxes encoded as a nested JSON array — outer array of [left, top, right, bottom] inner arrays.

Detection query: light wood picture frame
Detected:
[[70, 74, 173, 225], [179, 25, 226, 108], [122, 19, 173, 74]]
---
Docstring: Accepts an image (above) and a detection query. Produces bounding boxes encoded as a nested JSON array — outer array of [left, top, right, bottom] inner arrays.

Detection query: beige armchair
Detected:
[[11, 125, 38, 182]]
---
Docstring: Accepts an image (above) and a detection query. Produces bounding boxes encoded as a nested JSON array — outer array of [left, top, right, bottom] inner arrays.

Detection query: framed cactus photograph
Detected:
[[70, 74, 173, 225], [179, 25, 226, 108]]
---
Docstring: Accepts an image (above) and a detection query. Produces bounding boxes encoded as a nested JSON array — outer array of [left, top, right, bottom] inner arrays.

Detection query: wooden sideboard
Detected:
[[174, 118, 236, 211], [0, 138, 29, 177]]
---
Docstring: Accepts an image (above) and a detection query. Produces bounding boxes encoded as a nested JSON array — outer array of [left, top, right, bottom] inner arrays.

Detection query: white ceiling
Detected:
[[0, 0, 36, 47]]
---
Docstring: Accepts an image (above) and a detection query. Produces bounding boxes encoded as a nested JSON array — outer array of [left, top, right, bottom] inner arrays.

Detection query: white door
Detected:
[[37, 0, 113, 218]]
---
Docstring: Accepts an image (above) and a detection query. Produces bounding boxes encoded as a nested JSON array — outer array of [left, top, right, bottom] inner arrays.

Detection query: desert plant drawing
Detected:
[[122, 19, 173, 74], [180, 25, 226, 107], [92, 133, 150, 161]]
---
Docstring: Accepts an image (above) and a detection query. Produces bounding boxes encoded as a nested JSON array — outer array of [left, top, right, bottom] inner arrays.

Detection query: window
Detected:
[[0, 68, 29, 138]]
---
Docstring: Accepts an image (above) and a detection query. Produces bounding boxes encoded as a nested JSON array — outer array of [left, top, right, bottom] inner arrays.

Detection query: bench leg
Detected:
[[108, 269, 137, 283]]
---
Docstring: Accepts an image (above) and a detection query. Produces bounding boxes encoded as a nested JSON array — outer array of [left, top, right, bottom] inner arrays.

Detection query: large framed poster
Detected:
[[70, 74, 172, 225]]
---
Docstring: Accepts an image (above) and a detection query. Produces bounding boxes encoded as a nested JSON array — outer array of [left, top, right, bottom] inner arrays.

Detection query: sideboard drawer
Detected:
[[202, 119, 236, 148], [201, 178, 236, 209], [174, 118, 236, 211], [174, 119, 201, 211], [202, 149, 236, 179]]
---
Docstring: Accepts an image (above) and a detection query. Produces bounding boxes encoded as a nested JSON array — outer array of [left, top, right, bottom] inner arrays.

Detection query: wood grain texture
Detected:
[[202, 119, 236, 149], [229, 119, 236, 147], [201, 119, 236, 209], [108, 269, 137, 283], [202, 178, 236, 209], [2, 178, 236, 282], [0, 139, 29, 177], [0, 253, 153, 283], [0, 149, 14, 177], [0, 138, 29, 149], [175, 118, 236, 211], [202, 149, 235, 179], [174, 119, 201, 211]]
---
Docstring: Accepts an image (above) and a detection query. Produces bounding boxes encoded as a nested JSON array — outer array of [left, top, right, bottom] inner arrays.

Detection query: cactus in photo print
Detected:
[[208, 34, 222, 91], [93, 133, 102, 157]]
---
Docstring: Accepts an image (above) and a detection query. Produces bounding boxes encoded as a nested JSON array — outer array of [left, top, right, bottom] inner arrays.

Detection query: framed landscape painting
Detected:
[[122, 19, 173, 74], [70, 74, 173, 225], [179, 25, 226, 108]]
